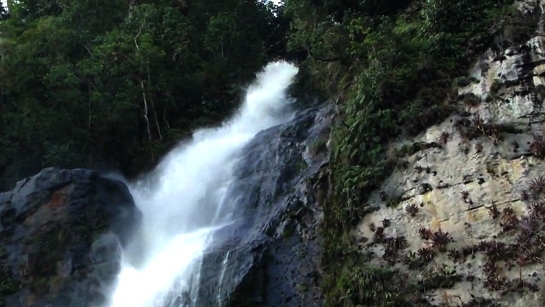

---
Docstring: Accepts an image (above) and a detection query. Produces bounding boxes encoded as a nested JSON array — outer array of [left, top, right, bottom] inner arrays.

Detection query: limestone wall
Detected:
[[355, 2, 545, 305]]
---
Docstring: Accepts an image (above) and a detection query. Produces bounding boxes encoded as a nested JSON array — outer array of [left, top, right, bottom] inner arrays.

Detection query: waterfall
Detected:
[[107, 61, 299, 307]]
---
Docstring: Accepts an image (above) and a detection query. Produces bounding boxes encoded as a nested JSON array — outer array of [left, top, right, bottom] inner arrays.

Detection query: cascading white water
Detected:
[[108, 61, 299, 307]]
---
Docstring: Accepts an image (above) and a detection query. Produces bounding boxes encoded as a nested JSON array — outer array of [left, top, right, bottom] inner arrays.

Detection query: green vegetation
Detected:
[[0, 0, 288, 190], [1, 0, 543, 304], [309, 139, 327, 156], [0, 269, 19, 296], [32, 222, 63, 293], [283, 0, 539, 305], [0, 244, 19, 298], [335, 266, 409, 306]]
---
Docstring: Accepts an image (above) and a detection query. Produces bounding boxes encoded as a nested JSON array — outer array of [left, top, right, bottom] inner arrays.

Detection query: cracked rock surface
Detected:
[[356, 2, 545, 305]]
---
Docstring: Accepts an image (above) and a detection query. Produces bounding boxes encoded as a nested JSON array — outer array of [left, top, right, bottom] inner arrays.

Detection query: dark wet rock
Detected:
[[416, 183, 433, 195], [196, 103, 333, 307], [0, 168, 141, 307]]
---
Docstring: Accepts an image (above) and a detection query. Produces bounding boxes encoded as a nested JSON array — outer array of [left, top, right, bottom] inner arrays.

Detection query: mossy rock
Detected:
[[0, 168, 141, 307]]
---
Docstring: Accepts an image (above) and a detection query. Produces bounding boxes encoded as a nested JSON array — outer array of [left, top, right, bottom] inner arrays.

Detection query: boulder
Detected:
[[0, 168, 141, 307]]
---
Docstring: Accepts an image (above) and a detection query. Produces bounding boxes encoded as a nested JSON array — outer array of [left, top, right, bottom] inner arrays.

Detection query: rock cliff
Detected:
[[8, 3, 545, 305], [0, 101, 332, 307], [0, 168, 141, 307], [354, 1, 545, 305], [195, 103, 332, 307]]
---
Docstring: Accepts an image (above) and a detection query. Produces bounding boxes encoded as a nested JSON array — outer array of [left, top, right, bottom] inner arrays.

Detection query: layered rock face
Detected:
[[355, 1, 545, 306], [195, 104, 332, 307], [0, 168, 141, 307]]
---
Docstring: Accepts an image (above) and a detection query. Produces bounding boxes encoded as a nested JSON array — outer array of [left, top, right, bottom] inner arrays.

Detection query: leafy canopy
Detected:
[[0, 0, 287, 189]]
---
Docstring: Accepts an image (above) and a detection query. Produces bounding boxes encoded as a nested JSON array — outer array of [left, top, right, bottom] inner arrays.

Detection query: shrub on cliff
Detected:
[[284, 0, 537, 305]]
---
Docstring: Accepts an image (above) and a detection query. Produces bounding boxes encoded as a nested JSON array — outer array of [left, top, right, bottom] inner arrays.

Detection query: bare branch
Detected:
[[133, 22, 144, 50], [140, 80, 152, 141], [306, 45, 339, 62], [134, 22, 152, 142], [227, 24, 236, 57], [146, 63, 162, 140], [163, 106, 170, 129], [79, 42, 92, 56]]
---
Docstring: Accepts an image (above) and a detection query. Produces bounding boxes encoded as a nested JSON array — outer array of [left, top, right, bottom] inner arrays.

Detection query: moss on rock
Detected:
[[0, 168, 141, 307], [286, 0, 542, 305]]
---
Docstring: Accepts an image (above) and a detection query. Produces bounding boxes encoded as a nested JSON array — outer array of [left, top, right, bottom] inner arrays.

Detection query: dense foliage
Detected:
[[0, 0, 539, 304], [0, 0, 289, 189], [283, 0, 537, 305]]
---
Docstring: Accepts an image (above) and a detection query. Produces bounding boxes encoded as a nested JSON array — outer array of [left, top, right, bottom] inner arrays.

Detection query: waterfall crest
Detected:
[[108, 62, 299, 307]]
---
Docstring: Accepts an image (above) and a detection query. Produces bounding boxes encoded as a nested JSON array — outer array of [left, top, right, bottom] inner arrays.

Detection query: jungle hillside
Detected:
[[0, 0, 535, 305]]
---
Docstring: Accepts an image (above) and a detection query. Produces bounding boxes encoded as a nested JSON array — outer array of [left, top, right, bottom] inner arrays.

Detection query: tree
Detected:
[[0, 0, 288, 190]]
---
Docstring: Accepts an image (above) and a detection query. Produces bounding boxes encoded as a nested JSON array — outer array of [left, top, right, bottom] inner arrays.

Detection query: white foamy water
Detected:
[[108, 61, 299, 307]]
